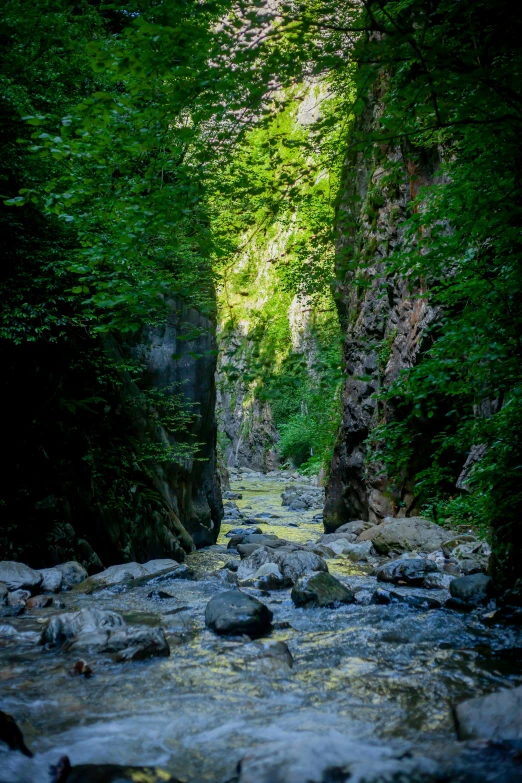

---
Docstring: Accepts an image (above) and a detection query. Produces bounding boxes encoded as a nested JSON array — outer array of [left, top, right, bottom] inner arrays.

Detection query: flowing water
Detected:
[[2, 476, 522, 781]]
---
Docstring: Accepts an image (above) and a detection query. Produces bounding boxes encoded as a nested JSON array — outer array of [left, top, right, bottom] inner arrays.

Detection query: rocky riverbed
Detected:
[[1, 474, 522, 783]]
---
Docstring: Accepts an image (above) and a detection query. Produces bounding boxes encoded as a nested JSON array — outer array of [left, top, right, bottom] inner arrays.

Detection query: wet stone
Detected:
[[291, 572, 355, 608], [376, 558, 439, 586], [449, 573, 492, 603], [454, 684, 522, 740], [205, 589, 273, 637], [0, 710, 32, 757]]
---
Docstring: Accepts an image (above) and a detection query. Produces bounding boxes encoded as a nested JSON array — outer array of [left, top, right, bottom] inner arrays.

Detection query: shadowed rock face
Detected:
[[324, 94, 441, 531], [122, 299, 223, 548]]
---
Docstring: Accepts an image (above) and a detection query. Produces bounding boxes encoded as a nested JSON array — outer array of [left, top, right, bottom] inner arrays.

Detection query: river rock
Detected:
[[141, 559, 180, 574], [0, 710, 32, 757], [376, 558, 439, 586], [0, 562, 42, 592], [357, 517, 452, 554], [38, 567, 63, 592], [26, 594, 52, 609], [423, 572, 453, 589], [56, 561, 88, 588], [291, 572, 355, 607], [7, 589, 30, 608], [254, 563, 285, 590], [453, 542, 490, 575], [238, 546, 328, 585], [336, 520, 373, 536], [205, 590, 273, 636], [0, 583, 7, 605], [329, 540, 375, 561], [102, 626, 170, 661], [236, 734, 441, 783], [319, 532, 357, 546], [41, 608, 125, 646], [86, 562, 148, 587], [449, 573, 492, 603], [454, 685, 522, 740]]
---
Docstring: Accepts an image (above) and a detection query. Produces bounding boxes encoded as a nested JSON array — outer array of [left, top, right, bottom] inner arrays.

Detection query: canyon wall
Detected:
[[324, 95, 441, 530], [0, 299, 222, 569]]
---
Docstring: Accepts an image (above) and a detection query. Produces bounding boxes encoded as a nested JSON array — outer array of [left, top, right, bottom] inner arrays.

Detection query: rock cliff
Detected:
[[324, 95, 441, 530], [0, 299, 222, 569]]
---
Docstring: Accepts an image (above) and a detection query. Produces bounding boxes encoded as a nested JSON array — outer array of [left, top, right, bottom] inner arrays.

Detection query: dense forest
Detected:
[[1, 2, 522, 779]]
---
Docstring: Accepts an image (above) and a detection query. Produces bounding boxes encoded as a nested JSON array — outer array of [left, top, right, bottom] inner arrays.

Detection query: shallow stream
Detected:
[[2, 476, 522, 782]]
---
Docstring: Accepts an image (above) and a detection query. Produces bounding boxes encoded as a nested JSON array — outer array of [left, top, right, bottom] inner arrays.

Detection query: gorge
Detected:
[[1, 1, 522, 781]]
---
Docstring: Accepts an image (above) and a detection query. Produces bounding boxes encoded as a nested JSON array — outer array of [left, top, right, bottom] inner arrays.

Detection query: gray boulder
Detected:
[[7, 589, 30, 608], [329, 540, 375, 561], [37, 567, 63, 593], [423, 572, 453, 590], [205, 590, 273, 636], [41, 608, 125, 646], [336, 520, 373, 536], [454, 685, 522, 740], [56, 561, 88, 588], [86, 562, 148, 587], [376, 558, 439, 586], [291, 572, 355, 608], [141, 559, 180, 574], [449, 573, 492, 603], [237, 546, 328, 585], [358, 517, 452, 554], [319, 532, 357, 546], [253, 563, 285, 590], [40, 607, 169, 660], [0, 562, 42, 592]]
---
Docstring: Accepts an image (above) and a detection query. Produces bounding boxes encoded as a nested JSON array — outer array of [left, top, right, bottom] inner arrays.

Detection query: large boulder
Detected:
[[56, 562, 88, 588], [454, 685, 522, 740], [291, 573, 355, 608], [40, 608, 169, 660], [86, 562, 149, 587], [237, 546, 328, 585], [449, 573, 492, 603], [41, 608, 125, 646], [205, 590, 273, 636], [141, 559, 180, 574], [37, 567, 63, 593], [0, 562, 42, 592], [376, 558, 439, 586], [357, 517, 452, 554]]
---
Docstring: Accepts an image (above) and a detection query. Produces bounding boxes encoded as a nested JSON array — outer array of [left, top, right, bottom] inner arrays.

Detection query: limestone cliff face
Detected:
[[324, 96, 440, 530]]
